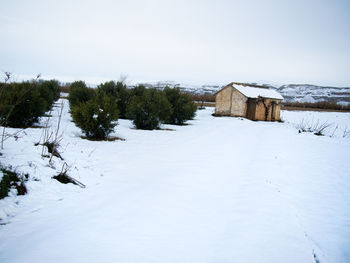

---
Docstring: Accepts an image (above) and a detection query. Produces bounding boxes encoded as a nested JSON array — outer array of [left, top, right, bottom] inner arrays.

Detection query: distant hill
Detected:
[[130, 81, 350, 105], [276, 84, 350, 105]]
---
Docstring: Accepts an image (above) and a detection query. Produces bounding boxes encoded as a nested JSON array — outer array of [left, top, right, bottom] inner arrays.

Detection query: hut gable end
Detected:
[[215, 82, 283, 121]]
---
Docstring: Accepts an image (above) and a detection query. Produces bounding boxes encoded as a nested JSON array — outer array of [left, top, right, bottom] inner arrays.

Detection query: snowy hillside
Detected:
[[277, 84, 350, 104], [137, 81, 350, 105], [0, 99, 350, 263]]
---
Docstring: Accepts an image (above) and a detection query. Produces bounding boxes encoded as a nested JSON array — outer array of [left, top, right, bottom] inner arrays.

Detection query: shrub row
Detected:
[[68, 81, 197, 139], [0, 80, 60, 127]]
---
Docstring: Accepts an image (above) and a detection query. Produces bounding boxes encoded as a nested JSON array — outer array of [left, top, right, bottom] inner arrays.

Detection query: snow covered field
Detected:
[[0, 99, 350, 263]]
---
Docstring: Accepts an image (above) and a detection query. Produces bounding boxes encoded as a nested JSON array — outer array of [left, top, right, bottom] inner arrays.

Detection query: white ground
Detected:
[[0, 100, 350, 263]]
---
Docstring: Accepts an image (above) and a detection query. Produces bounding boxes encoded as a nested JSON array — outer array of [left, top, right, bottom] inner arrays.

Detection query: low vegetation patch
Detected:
[[60, 84, 70, 93], [296, 119, 333, 136], [282, 101, 350, 112], [0, 166, 28, 199], [187, 93, 215, 103], [81, 136, 125, 141], [52, 163, 85, 188], [187, 93, 215, 110]]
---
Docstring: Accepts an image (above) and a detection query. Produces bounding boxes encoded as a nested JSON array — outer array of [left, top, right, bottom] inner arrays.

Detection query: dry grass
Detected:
[[282, 106, 350, 112], [60, 85, 70, 93], [282, 101, 350, 112], [187, 93, 216, 102], [194, 101, 215, 107], [80, 136, 125, 141]]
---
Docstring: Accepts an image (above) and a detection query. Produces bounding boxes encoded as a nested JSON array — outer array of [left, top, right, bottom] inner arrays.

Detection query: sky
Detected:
[[1, 0, 350, 87]]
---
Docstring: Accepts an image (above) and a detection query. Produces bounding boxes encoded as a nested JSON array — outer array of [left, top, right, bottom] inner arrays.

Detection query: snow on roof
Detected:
[[232, 84, 283, 100]]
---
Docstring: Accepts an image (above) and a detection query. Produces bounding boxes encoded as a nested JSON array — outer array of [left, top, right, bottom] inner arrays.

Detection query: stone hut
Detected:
[[215, 82, 283, 121]]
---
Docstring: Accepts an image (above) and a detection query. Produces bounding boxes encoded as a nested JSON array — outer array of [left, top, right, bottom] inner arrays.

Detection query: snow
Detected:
[[297, 94, 317, 103], [0, 100, 350, 263], [232, 83, 284, 100]]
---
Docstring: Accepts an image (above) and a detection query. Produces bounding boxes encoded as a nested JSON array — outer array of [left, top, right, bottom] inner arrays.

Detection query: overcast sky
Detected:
[[1, 0, 350, 86]]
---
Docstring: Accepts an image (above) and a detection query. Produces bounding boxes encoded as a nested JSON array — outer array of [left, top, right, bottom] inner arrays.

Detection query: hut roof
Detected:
[[231, 83, 283, 100]]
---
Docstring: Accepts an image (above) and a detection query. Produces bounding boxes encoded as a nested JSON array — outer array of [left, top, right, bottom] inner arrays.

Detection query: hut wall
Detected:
[[230, 89, 247, 116], [255, 98, 271, 121], [254, 98, 281, 121], [215, 86, 233, 115]]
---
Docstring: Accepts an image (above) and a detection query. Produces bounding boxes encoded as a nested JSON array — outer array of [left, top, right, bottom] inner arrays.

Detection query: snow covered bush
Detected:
[[0, 82, 47, 127], [126, 86, 171, 130], [68, 81, 95, 108], [163, 87, 197, 125], [97, 81, 131, 119], [70, 95, 119, 140]]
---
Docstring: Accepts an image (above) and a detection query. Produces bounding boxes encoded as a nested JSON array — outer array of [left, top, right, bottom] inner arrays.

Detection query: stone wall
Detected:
[[230, 89, 247, 116], [215, 86, 247, 116], [215, 86, 232, 115]]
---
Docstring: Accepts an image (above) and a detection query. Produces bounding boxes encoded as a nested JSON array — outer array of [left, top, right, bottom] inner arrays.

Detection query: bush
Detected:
[[97, 81, 131, 119], [129, 85, 147, 97], [126, 87, 171, 130], [0, 82, 47, 127], [97, 81, 119, 98], [38, 80, 61, 110], [68, 81, 95, 108], [163, 87, 197, 125], [70, 94, 119, 139], [0, 167, 28, 199]]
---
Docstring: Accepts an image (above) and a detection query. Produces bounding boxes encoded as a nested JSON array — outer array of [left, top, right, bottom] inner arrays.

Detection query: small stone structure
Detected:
[[215, 82, 283, 121]]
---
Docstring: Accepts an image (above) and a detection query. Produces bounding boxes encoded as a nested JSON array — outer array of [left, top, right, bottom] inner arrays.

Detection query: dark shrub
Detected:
[[129, 85, 147, 97], [70, 95, 119, 139], [0, 82, 47, 127], [126, 87, 171, 130], [68, 81, 95, 108], [0, 167, 28, 199], [114, 82, 131, 119], [97, 81, 119, 98], [163, 87, 197, 125], [97, 81, 130, 119], [38, 80, 61, 110]]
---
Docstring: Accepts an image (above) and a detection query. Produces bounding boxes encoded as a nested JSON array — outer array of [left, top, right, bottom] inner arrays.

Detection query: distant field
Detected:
[[194, 101, 215, 107], [281, 106, 350, 112]]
